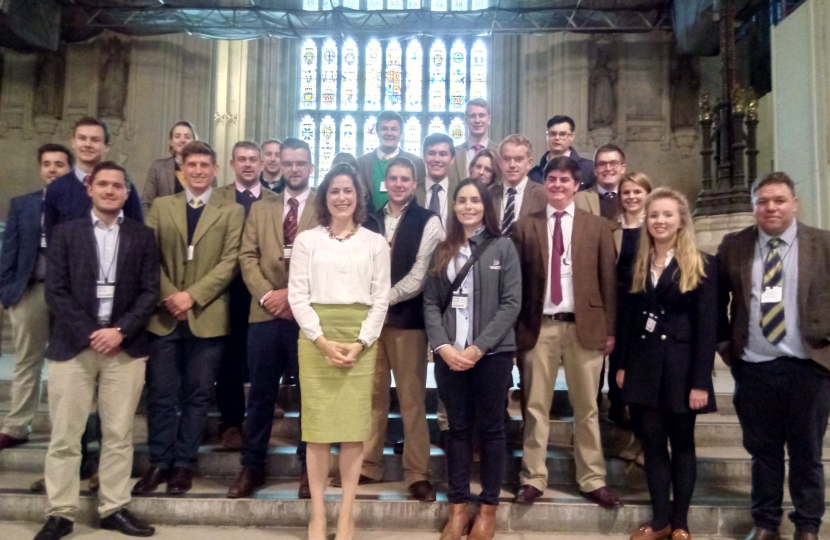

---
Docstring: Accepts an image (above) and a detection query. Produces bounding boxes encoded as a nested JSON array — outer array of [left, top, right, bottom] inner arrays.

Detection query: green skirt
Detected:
[[298, 303, 376, 443]]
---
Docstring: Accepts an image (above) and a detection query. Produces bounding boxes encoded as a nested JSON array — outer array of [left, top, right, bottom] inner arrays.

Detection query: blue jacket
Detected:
[[44, 171, 144, 242], [0, 190, 44, 308]]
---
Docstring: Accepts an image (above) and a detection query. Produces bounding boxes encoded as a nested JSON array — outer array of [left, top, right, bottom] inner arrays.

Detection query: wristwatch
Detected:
[[356, 339, 367, 351], [115, 327, 126, 338]]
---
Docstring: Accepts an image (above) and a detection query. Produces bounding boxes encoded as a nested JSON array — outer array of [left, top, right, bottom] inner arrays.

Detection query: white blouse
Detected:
[[288, 225, 391, 346]]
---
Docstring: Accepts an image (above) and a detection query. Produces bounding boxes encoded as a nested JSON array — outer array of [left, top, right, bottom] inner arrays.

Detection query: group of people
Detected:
[[0, 98, 825, 540]]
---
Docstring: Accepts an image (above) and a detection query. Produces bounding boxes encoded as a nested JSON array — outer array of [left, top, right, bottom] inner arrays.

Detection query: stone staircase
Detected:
[[0, 350, 828, 538]]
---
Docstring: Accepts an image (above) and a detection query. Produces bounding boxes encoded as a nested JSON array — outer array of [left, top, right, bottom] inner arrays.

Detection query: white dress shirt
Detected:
[[388, 214, 445, 306], [75, 166, 90, 183], [448, 243, 475, 351], [235, 181, 261, 198], [92, 210, 124, 324], [425, 176, 450, 229], [651, 249, 674, 286], [283, 187, 311, 224], [288, 225, 391, 346], [500, 177, 529, 221], [543, 202, 575, 315], [466, 137, 489, 164]]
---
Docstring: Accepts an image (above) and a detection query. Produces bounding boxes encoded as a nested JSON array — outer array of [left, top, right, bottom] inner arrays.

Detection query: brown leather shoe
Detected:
[[0, 433, 27, 451], [273, 406, 285, 420], [30, 477, 46, 493], [227, 468, 265, 498], [132, 466, 169, 495], [221, 427, 243, 451], [440, 503, 469, 540], [166, 467, 193, 495], [580, 486, 624, 509], [671, 530, 691, 540], [329, 473, 378, 488], [794, 531, 818, 540], [629, 525, 671, 540], [88, 472, 100, 492], [744, 527, 780, 540], [408, 480, 436, 502], [468, 503, 497, 540], [514, 484, 544, 504], [298, 464, 310, 499]]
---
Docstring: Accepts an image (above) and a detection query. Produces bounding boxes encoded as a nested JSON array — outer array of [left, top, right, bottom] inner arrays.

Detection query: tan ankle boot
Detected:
[[468, 503, 497, 540], [440, 503, 469, 540]]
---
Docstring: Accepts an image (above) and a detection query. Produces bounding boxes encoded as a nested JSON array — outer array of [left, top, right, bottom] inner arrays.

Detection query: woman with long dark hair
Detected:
[[288, 163, 391, 540], [423, 178, 521, 540], [617, 187, 717, 540]]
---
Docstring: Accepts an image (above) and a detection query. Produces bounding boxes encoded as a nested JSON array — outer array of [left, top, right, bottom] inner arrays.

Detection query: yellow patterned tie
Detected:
[[189, 196, 202, 209], [760, 237, 786, 345], [382, 154, 391, 160]]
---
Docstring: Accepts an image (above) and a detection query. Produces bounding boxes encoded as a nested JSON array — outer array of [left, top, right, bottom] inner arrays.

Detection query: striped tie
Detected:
[[760, 237, 786, 345], [501, 188, 517, 237]]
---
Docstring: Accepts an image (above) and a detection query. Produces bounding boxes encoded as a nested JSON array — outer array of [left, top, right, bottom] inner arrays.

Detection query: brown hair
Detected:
[[468, 148, 502, 186], [168, 121, 197, 156], [430, 178, 501, 277], [543, 156, 582, 185], [181, 141, 217, 165], [594, 143, 626, 163], [751, 171, 796, 199], [38, 143, 74, 169], [617, 171, 654, 215], [315, 163, 367, 228], [88, 161, 131, 189], [72, 117, 110, 145], [231, 140, 261, 158]]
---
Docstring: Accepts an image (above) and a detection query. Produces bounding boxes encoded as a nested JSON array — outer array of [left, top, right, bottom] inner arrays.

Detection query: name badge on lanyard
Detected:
[[40, 234, 47, 249], [452, 291, 468, 310], [284, 245, 293, 259], [97, 281, 115, 299], [645, 312, 658, 333], [187, 245, 194, 261], [761, 286, 783, 304]]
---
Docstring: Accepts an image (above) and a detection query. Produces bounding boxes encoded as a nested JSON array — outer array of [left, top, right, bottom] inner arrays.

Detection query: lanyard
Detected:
[[95, 229, 120, 284]]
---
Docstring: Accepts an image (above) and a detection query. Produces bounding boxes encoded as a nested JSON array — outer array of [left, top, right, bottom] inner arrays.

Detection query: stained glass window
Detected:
[[408, 0, 422, 7], [322, 0, 333, 10], [405, 40, 423, 112], [300, 40, 317, 109], [432, 0, 447, 10], [472, 0, 487, 9], [387, 0, 404, 8], [343, 0, 359, 8], [367, 0, 382, 8], [303, 0, 319, 10], [449, 40, 466, 112], [470, 39, 487, 99], [340, 115, 357, 155], [363, 116, 377, 155], [384, 39, 403, 110], [449, 117, 465, 144], [297, 37, 488, 183], [429, 40, 447, 112], [404, 116, 422, 155], [320, 39, 338, 110], [451, 0, 467, 10], [364, 40, 383, 111], [340, 38, 359, 111]]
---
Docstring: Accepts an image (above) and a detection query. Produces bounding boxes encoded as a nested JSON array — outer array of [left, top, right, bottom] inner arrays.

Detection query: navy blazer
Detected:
[[44, 171, 144, 243], [0, 190, 44, 308], [45, 216, 160, 361], [528, 147, 596, 190]]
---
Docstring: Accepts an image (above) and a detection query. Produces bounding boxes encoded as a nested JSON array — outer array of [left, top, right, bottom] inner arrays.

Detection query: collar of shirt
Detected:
[[91, 209, 124, 230], [758, 220, 798, 249], [74, 166, 90, 183], [546, 201, 575, 220], [235, 181, 261, 198], [285, 186, 311, 206], [618, 213, 644, 229], [504, 176, 528, 196], [468, 137, 489, 149], [376, 147, 401, 160], [426, 177, 449, 193], [597, 184, 617, 196], [186, 187, 213, 205], [383, 197, 411, 218]]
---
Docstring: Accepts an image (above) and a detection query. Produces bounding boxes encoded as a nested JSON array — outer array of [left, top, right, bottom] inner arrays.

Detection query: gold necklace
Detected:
[[326, 225, 358, 242]]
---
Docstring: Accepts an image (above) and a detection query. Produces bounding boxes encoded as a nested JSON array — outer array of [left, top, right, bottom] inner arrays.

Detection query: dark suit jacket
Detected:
[[717, 222, 830, 372], [528, 147, 596, 190], [0, 191, 43, 307], [619, 254, 718, 414], [513, 206, 617, 352], [44, 171, 144, 243], [357, 148, 426, 210], [45, 217, 160, 361]]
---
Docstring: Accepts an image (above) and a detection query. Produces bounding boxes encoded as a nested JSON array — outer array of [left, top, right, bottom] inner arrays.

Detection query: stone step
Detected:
[[2, 441, 826, 488], [0, 471, 826, 537]]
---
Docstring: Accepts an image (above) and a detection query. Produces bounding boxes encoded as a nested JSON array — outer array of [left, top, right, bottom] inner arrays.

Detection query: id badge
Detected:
[[40, 235, 47, 249], [284, 247, 293, 259], [380, 182, 388, 193], [451, 293, 468, 309], [561, 263, 573, 277], [645, 313, 658, 333], [187, 245, 194, 261], [97, 282, 115, 299], [761, 286, 783, 303]]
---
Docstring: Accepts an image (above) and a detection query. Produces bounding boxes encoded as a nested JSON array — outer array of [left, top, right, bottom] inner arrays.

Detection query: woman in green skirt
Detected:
[[288, 163, 391, 540]]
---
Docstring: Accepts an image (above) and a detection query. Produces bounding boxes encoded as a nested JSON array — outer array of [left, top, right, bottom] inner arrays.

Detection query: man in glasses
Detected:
[[529, 115, 595, 190], [575, 144, 627, 222]]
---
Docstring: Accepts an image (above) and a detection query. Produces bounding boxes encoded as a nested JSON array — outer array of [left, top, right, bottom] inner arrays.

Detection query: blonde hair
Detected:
[[631, 187, 705, 294], [499, 134, 533, 159]]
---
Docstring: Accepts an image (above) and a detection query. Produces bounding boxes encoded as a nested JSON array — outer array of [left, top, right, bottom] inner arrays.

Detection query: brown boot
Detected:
[[468, 503, 497, 540], [439, 503, 469, 540]]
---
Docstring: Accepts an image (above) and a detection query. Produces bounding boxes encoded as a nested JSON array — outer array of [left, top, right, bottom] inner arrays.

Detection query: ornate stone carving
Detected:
[[670, 54, 701, 130], [98, 38, 130, 120], [33, 46, 66, 120], [589, 48, 617, 131]]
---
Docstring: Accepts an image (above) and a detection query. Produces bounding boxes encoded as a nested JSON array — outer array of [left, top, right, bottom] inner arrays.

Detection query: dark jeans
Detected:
[[146, 322, 225, 469], [733, 357, 830, 534], [434, 350, 514, 505], [242, 318, 306, 470], [632, 406, 697, 531], [216, 317, 248, 432]]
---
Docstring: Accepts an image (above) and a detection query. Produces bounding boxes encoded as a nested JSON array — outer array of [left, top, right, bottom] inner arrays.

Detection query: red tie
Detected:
[[472, 144, 483, 154], [283, 198, 299, 269], [550, 211, 565, 305]]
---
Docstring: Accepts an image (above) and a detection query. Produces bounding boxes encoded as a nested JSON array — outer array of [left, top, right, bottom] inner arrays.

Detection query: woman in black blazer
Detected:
[[617, 187, 717, 540]]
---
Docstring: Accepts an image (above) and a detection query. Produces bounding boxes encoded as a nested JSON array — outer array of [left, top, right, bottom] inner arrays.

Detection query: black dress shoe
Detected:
[[793, 531, 817, 540], [33, 516, 73, 540], [132, 467, 169, 495], [408, 480, 436, 502], [166, 467, 193, 495], [514, 484, 544, 504], [282, 374, 298, 386], [0, 433, 28, 451], [393, 440, 405, 455], [579, 486, 624, 509], [744, 527, 780, 540], [101, 508, 155, 537]]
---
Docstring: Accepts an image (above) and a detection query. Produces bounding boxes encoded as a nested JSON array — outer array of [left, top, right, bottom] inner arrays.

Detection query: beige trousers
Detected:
[[362, 326, 431, 485], [2, 282, 49, 439], [519, 319, 607, 492], [45, 348, 146, 520]]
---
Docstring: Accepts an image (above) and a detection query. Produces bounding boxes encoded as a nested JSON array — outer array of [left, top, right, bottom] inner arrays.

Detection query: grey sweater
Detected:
[[423, 231, 522, 355]]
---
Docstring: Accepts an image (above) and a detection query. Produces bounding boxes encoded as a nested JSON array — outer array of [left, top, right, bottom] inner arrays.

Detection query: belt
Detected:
[[543, 312, 575, 322]]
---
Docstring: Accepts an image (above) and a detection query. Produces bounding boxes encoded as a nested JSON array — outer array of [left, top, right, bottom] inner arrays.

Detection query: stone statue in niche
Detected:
[[98, 38, 130, 120], [670, 55, 702, 130], [33, 47, 66, 119], [589, 48, 617, 130]]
